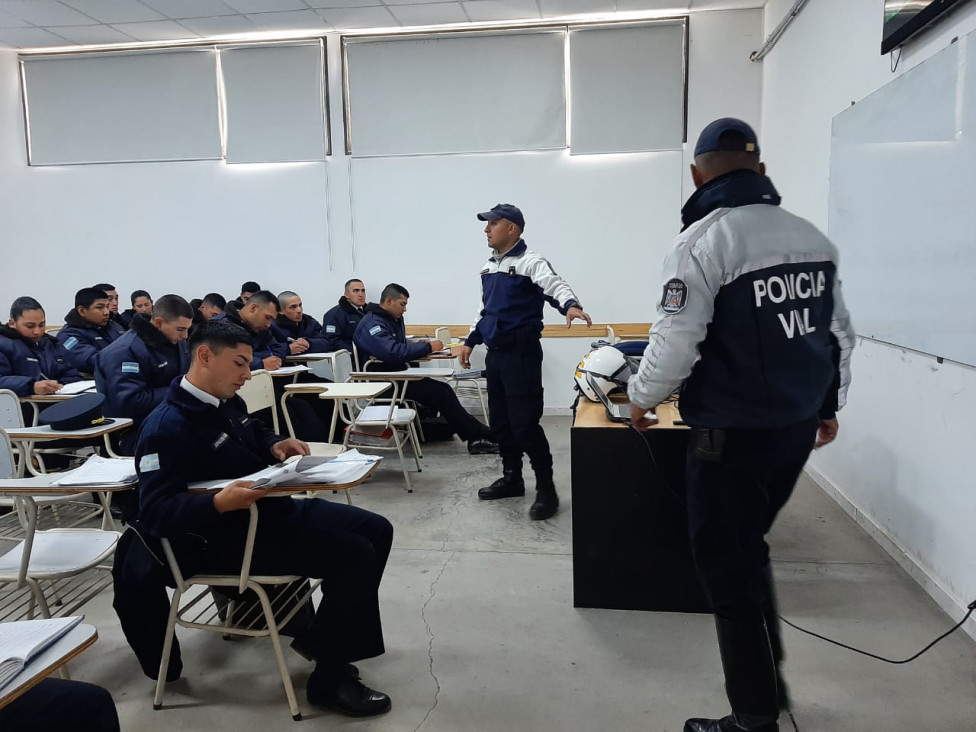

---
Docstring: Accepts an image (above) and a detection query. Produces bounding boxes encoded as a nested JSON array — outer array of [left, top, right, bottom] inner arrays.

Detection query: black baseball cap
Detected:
[[694, 117, 760, 157], [477, 203, 525, 231]]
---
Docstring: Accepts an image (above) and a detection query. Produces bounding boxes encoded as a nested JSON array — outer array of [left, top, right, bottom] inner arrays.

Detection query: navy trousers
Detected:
[[0, 678, 120, 732], [485, 340, 553, 485]]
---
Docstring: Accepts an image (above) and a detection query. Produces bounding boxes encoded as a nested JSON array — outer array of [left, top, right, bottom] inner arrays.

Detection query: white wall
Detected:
[[0, 9, 762, 409], [762, 0, 976, 632]]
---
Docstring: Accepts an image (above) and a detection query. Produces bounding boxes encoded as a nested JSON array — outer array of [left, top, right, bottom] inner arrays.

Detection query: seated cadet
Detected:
[[354, 283, 497, 454], [95, 295, 192, 455], [0, 296, 82, 397], [0, 677, 120, 732], [213, 290, 287, 371], [191, 292, 226, 329], [322, 279, 367, 353], [272, 290, 330, 355], [58, 287, 124, 375], [134, 319, 393, 716], [119, 290, 153, 328], [93, 283, 128, 336], [230, 280, 261, 310]]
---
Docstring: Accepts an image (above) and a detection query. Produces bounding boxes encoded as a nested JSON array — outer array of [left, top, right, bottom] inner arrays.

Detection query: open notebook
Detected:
[[0, 615, 84, 690]]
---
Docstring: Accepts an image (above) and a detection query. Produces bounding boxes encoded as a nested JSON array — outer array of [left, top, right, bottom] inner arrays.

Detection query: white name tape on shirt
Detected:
[[121, 362, 140, 374], [326, 325, 336, 333], [661, 279, 688, 315], [139, 453, 160, 472], [63, 337, 79, 350], [369, 325, 382, 336]]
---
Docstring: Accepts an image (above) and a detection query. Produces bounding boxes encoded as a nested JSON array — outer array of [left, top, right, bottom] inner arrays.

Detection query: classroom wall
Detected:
[[762, 0, 976, 632], [0, 9, 762, 409]]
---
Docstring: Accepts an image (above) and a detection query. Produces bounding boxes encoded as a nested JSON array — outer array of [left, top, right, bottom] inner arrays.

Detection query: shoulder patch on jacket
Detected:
[[369, 325, 382, 336], [139, 453, 160, 472], [325, 324, 336, 333], [661, 279, 688, 315], [63, 336, 79, 350], [121, 362, 140, 373]]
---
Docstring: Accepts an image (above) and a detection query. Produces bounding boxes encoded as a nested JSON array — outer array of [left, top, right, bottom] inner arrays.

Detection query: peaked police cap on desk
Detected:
[[38, 393, 111, 431], [477, 203, 525, 230], [693, 117, 760, 157]]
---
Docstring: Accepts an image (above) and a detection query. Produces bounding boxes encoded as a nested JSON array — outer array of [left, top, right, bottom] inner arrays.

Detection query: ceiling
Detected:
[[0, 0, 766, 51]]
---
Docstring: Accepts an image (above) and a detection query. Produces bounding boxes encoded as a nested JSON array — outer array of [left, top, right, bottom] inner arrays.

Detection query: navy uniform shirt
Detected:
[[322, 297, 365, 353], [353, 304, 432, 371], [271, 314, 330, 353], [57, 309, 125, 375], [0, 325, 81, 397]]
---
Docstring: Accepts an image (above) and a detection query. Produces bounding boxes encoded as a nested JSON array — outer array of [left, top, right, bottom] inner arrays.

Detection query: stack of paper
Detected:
[[53, 455, 137, 486], [269, 365, 309, 376], [0, 615, 84, 690], [190, 450, 381, 491]]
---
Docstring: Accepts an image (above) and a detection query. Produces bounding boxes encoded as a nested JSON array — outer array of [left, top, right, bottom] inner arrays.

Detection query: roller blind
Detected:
[[569, 22, 686, 155], [23, 49, 221, 165], [220, 43, 328, 163], [345, 31, 566, 156]]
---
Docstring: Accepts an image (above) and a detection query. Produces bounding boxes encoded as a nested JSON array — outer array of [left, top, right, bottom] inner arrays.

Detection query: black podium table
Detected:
[[571, 400, 710, 614]]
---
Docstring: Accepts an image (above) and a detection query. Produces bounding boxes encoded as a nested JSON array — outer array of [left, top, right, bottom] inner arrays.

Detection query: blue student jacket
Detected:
[[271, 314, 330, 353], [57, 309, 125, 375], [321, 297, 366, 353], [94, 314, 190, 426], [353, 304, 432, 371], [134, 381, 290, 543], [0, 326, 82, 397]]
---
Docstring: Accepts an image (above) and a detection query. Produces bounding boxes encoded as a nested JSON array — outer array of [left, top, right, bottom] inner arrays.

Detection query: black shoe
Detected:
[[684, 716, 778, 732], [467, 438, 499, 454], [478, 472, 525, 500], [307, 674, 391, 718], [529, 490, 559, 520]]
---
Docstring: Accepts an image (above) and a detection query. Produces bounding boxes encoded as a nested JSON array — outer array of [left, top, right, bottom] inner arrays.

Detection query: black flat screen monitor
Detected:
[[882, 0, 971, 54]]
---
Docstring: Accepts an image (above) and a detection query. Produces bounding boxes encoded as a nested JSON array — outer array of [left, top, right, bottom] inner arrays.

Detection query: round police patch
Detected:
[[661, 279, 688, 315]]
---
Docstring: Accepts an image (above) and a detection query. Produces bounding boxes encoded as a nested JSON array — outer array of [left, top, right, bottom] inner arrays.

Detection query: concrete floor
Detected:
[[56, 416, 976, 731]]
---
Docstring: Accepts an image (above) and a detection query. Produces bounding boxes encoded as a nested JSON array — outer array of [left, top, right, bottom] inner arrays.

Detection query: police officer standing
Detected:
[[627, 119, 855, 732], [459, 204, 591, 520]]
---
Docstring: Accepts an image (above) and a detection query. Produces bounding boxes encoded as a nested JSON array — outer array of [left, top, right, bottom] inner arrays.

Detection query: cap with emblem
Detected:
[[693, 117, 760, 157], [477, 203, 525, 230], [39, 393, 111, 431]]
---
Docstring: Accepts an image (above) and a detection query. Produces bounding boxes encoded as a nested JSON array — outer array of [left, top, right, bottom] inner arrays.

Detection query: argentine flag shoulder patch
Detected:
[[63, 336, 79, 350], [325, 325, 336, 333], [139, 453, 160, 472], [369, 325, 382, 336], [121, 362, 140, 374]]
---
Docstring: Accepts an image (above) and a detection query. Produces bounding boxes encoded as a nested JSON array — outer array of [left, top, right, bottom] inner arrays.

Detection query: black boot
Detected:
[[760, 563, 790, 711], [478, 469, 525, 500], [684, 616, 780, 732], [528, 476, 558, 520]]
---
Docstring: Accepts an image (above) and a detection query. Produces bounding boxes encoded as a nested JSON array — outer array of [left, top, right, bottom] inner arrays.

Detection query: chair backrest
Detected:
[[351, 343, 362, 371], [0, 429, 15, 480], [331, 350, 353, 384], [0, 389, 24, 430], [238, 370, 278, 433], [434, 326, 450, 343]]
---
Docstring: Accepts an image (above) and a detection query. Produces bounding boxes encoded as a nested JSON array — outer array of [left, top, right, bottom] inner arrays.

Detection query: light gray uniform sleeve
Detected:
[[627, 219, 724, 409], [829, 273, 856, 410]]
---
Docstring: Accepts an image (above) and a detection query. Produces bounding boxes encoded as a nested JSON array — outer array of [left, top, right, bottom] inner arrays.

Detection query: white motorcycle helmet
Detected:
[[574, 346, 632, 402]]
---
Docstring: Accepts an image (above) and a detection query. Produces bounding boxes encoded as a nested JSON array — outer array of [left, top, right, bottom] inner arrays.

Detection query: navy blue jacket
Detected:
[[466, 240, 581, 351], [95, 314, 190, 427], [0, 325, 82, 397], [271, 314, 330, 353], [57, 309, 125, 375], [135, 381, 290, 544], [353, 304, 432, 370], [214, 304, 287, 371], [322, 298, 366, 353]]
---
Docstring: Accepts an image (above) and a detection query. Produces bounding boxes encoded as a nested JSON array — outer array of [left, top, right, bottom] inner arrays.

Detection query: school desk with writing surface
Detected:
[[571, 399, 710, 614]]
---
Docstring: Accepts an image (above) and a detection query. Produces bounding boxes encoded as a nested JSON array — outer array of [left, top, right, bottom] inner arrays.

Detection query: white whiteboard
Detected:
[[829, 31, 976, 366]]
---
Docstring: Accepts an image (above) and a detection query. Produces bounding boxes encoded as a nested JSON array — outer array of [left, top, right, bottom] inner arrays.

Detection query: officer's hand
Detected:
[[629, 404, 658, 431], [289, 339, 309, 355], [213, 480, 270, 513], [814, 418, 839, 449], [458, 345, 473, 370], [566, 306, 592, 328], [428, 340, 445, 353], [271, 438, 311, 461], [33, 380, 60, 395], [262, 356, 282, 371]]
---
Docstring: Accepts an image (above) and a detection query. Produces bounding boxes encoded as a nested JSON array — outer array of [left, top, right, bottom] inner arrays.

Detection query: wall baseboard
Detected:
[[804, 464, 976, 643]]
